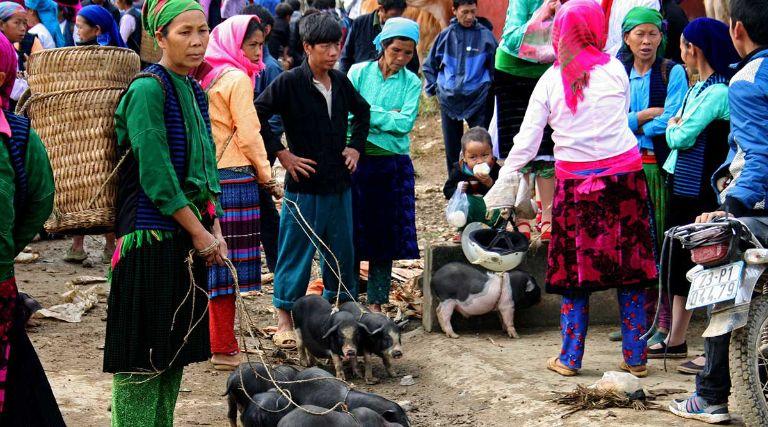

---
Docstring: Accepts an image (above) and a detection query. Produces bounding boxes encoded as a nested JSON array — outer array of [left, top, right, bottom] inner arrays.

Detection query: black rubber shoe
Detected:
[[648, 341, 688, 359]]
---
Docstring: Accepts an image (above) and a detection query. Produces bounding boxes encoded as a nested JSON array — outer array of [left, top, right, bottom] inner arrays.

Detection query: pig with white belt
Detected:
[[432, 262, 540, 339]]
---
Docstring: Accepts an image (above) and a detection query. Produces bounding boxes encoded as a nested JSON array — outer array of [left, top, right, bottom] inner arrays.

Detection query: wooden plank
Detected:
[[421, 243, 438, 332]]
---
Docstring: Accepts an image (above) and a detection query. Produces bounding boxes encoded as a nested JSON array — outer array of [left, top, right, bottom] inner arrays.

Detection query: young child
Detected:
[[424, 0, 498, 174], [443, 127, 501, 232]]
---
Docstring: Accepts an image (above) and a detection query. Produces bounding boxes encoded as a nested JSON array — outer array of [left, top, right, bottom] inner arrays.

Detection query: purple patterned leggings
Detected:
[[559, 289, 648, 369]]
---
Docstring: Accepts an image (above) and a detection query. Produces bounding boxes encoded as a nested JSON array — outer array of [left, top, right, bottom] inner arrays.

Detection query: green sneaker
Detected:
[[608, 331, 622, 342], [647, 330, 669, 347], [63, 248, 87, 263]]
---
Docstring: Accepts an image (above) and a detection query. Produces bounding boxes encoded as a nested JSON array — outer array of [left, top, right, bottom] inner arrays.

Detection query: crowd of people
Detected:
[[0, 0, 766, 425]]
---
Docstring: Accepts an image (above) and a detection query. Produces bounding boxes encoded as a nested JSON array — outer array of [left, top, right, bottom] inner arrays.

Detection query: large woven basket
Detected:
[[26, 46, 140, 93], [140, 30, 162, 64], [25, 88, 126, 233]]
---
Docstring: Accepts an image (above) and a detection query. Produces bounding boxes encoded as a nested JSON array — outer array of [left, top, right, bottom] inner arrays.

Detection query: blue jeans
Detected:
[[272, 189, 357, 311]]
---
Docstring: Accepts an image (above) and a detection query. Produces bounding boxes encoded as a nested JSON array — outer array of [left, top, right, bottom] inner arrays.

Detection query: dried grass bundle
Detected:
[[551, 384, 660, 418]]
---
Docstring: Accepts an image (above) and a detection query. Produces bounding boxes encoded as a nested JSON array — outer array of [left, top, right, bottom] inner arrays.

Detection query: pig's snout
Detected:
[[392, 350, 403, 359], [342, 346, 357, 360]]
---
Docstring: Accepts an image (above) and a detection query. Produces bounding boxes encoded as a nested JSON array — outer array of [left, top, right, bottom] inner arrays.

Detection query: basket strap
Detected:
[[84, 149, 132, 210], [14, 88, 31, 116]]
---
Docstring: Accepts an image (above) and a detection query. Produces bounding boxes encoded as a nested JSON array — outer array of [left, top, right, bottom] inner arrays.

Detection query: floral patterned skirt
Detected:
[[546, 171, 658, 295]]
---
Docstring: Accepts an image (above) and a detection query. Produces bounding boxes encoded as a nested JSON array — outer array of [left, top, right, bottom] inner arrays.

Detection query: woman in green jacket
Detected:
[[102, 0, 228, 424], [348, 17, 421, 313], [0, 32, 62, 425]]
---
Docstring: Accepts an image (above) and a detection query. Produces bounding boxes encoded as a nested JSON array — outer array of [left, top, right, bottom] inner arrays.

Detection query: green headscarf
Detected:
[[142, 0, 204, 39], [621, 7, 666, 59]]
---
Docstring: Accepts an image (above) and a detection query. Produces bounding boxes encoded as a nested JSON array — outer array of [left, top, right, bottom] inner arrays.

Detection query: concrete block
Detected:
[[422, 242, 621, 333]]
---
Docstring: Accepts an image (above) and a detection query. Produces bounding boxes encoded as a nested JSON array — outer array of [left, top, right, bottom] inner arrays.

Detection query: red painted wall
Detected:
[[479, 0, 509, 40]]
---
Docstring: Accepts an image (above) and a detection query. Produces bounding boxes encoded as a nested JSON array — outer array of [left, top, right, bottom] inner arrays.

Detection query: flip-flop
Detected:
[[547, 356, 578, 376], [619, 361, 648, 378], [210, 361, 238, 371], [272, 330, 297, 350]]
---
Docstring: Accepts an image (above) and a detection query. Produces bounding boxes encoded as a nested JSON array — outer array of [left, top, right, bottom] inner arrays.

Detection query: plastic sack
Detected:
[[518, 1, 559, 64], [514, 176, 539, 220], [593, 371, 643, 395], [446, 186, 469, 228], [484, 170, 521, 210]]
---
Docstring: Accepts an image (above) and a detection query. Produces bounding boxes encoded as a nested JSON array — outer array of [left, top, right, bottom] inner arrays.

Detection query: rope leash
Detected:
[[118, 197, 377, 417]]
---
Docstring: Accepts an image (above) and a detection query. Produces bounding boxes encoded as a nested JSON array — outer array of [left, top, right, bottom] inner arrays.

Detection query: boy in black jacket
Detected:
[[255, 12, 370, 349]]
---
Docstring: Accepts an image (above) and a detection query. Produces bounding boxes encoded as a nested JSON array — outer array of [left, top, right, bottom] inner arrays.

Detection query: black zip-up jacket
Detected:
[[340, 11, 420, 75], [255, 60, 371, 194]]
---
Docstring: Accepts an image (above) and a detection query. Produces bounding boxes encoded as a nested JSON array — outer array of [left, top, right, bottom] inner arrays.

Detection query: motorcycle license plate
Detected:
[[686, 261, 744, 310]]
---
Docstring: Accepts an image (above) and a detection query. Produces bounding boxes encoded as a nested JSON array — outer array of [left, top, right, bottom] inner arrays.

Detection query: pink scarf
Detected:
[[0, 32, 17, 111], [552, 0, 610, 114], [555, 148, 642, 194], [199, 15, 265, 90]]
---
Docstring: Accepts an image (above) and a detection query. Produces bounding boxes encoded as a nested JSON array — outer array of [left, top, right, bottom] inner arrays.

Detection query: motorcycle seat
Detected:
[[739, 216, 768, 247]]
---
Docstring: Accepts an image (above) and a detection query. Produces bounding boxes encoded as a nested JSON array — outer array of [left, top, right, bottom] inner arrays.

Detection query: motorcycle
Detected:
[[665, 217, 768, 425]]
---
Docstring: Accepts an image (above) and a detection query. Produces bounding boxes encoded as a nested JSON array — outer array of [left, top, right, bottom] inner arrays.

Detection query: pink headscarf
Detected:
[[199, 15, 265, 90], [0, 32, 18, 111], [552, 0, 610, 114]]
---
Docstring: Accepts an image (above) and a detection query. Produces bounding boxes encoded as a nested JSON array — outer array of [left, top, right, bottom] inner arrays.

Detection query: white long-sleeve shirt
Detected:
[[605, 0, 661, 56], [500, 56, 637, 173], [28, 23, 54, 50]]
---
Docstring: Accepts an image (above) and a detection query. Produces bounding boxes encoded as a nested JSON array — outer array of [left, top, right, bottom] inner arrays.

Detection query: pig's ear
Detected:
[[396, 320, 409, 329], [382, 410, 399, 422], [321, 324, 340, 339]]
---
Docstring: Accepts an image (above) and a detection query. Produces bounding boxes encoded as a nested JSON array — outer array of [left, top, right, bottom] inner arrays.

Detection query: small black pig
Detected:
[[241, 389, 293, 427], [351, 407, 405, 427], [347, 390, 410, 427], [288, 367, 348, 409], [292, 295, 364, 380], [288, 367, 411, 427], [277, 405, 358, 427], [340, 302, 406, 383], [225, 362, 298, 426], [432, 263, 540, 339]]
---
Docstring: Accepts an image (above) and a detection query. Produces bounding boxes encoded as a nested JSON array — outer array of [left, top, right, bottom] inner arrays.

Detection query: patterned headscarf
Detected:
[[24, 0, 65, 47], [621, 7, 666, 59], [552, 0, 610, 114], [0, 32, 17, 110], [199, 15, 265, 89], [142, 0, 203, 39], [0, 1, 24, 21]]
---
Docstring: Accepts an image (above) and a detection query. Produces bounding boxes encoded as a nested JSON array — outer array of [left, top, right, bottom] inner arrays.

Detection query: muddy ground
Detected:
[[17, 114, 734, 426]]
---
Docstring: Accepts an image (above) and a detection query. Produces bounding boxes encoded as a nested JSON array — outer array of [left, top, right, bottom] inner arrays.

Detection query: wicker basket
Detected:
[[140, 30, 162, 64], [26, 46, 140, 94], [25, 88, 126, 233]]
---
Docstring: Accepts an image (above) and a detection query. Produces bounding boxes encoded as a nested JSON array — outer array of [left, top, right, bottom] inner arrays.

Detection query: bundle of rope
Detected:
[[120, 197, 375, 420]]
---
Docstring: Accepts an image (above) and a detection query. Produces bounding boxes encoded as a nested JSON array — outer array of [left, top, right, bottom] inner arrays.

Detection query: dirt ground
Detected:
[[17, 114, 738, 426]]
